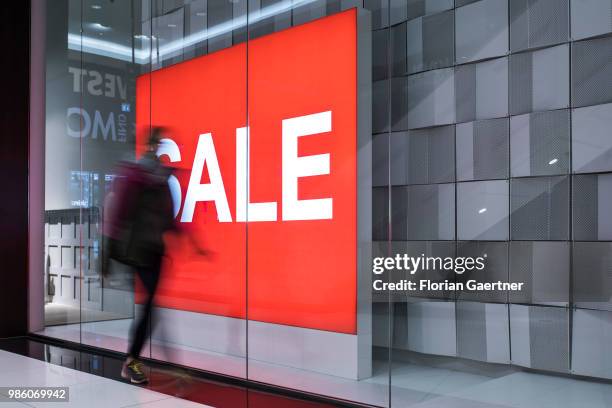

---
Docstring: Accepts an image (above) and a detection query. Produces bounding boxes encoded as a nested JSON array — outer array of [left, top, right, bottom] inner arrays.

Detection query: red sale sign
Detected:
[[136, 9, 358, 334]]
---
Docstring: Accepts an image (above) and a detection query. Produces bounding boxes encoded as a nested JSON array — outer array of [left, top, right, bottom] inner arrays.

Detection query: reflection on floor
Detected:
[[35, 321, 612, 408], [0, 337, 337, 408], [0, 348, 211, 407], [44, 303, 129, 326]]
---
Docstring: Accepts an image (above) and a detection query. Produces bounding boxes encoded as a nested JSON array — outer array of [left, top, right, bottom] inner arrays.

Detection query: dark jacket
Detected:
[[105, 153, 175, 268]]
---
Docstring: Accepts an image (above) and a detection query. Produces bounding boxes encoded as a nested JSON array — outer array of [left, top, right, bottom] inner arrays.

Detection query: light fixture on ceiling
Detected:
[[548, 158, 558, 165], [89, 22, 111, 31], [168, 23, 177, 28], [69, 0, 318, 63], [478, 208, 487, 214], [91, 4, 102, 9]]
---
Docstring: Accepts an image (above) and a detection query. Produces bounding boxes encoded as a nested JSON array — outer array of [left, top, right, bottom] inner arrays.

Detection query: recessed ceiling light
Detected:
[[134, 34, 148, 39], [91, 4, 102, 9], [168, 23, 177, 28], [478, 208, 487, 214], [548, 158, 558, 165]]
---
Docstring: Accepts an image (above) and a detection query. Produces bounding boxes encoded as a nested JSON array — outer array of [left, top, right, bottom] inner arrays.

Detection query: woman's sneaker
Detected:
[[121, 360, 149, 384]]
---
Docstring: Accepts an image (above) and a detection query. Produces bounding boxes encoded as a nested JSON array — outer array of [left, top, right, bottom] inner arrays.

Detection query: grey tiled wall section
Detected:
[[365, 0, 612, 380]]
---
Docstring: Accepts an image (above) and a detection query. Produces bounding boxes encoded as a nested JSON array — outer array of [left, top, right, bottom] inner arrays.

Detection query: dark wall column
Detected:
[[0, 2, 31, 337]]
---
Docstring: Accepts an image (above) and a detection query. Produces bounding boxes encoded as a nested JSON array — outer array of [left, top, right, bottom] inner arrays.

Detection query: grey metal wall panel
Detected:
[[406, 241, 457, 299], [484, 303, 511, 363], [364, 0, 389, 29], [509, 241, 570, 306], [425, 126, 455, 184], [572, 174, 599, 241], [392, 76, 410, 130], [510, 110, 570, 177], [372, 133, 389, 187], [510, 45, 569, 115], [373, 79, 390, 133], [407, 0, 453, 21], [510, 304, 531, 367], [456, 118, 509, 181], [457, 180, 509, 240], [457, 241, 509, 303], [422, 10, 454, 72], [407, 68, 455, 129], [476, 58, 509, 120], [510, 0, 569, 52], [390, 132, 409, 186], [372, 187, 389, 241], [572, 37, 612, 107], [457, 302, 510, 363], [391, 22, 408, 77], [373, 29, 389, 81], [510, 305, 569, 373], [390, 0, 408, 25], [572, 309, 612, 380], [572, 103, 612, 173], [473, 118, 509, 180], [571, 0, 612, 41], [404, 126, 455, 185], [405, 184, 455, 240], [573, 242, 612, 311], [456, 58, 508, 123], [455, 64, 478, 123], [509, 49, 533, 115], [510, 176, 569, 240], [528, 306, 569, 373], [572, 174, 612, 241], [457, 301, 488, 361], [407, 300, 457, 356], [407, 17, 424, 74], [456, 0, 509, 64]]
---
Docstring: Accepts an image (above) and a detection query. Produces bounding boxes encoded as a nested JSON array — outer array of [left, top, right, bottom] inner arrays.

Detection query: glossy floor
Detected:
[[35, 322, 612, 408], [0, 338, 341, 408]]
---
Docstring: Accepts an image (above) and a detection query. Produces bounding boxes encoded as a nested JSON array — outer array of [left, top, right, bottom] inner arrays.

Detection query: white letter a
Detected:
[[181, 133, 232, 222]]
